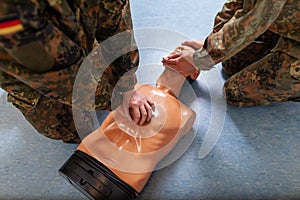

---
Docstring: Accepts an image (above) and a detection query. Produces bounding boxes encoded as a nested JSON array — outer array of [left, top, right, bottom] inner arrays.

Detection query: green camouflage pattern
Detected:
[[0, 0, 139, 142], [194, 0, 300, 106]]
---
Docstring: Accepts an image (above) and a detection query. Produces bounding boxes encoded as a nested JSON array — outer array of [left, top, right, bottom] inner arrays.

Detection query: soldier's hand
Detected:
[[122, 89, 154, 126], [162, 46, 198, 78], [128, 90, 154, 125]]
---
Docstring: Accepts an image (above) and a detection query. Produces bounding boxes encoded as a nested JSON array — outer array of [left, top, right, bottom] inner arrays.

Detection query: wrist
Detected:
[[193, 39, 215, 71]]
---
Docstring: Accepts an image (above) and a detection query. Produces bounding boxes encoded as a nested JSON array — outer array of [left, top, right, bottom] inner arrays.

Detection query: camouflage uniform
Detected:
[[0, 0, 139, 143], [193, 0, 300, 106]]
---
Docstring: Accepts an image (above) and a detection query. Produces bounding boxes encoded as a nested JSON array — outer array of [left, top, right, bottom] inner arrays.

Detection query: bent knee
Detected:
[[223, 83, 257, 107]]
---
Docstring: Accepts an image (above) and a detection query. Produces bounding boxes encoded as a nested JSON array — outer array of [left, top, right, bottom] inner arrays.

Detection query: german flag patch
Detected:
[[0, 15, 24, 35]]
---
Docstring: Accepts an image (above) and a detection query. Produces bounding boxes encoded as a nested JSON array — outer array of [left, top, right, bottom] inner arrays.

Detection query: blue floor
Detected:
[[1, 0, 300, 199]]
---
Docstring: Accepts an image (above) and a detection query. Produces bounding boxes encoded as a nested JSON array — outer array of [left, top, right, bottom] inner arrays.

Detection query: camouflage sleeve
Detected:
[[71, 45, 137, 111], [193, 0, 287, 70], [0, 1, 81, 72], [87, 0, 139, 110], [0, 50, 123, 111], [0, 1, 83, 108], [0, 1, 123, 111], [95, 0, 139, 95], [212, 0, 243, 33]]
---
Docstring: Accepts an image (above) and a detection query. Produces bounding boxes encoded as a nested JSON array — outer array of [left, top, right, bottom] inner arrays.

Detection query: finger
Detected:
[[147, 99, 154, 107], [129, 107, 134, 120], [162, 54, 175, 61], [162, 61, 179, 70], [131, 107, 141, 124], [175, 46, 183, 52], [162, 59, 179, 67], [145, 102, 153, 122], [181, 40, 192, 45], [162, 54, 179, 63], [162, 57, 180, 65], [168, 52, 178, 57], [182, 40, 195, 46], [150, 102, 155, 112], [162, 52, 181, 61], [165, 64, 189, 76], [139, 106, 147, 125], [163, 64, 180, 72], [167, 53, 181, 59], [182, 40, 203, 49]]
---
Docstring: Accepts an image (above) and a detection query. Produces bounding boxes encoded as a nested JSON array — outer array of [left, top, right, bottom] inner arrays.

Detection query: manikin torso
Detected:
[[78, 68, 196, 192]]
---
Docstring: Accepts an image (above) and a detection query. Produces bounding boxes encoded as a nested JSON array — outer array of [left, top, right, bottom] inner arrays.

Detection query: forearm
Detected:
[[156, 67, 185, 98], [0, 39, 137, 112], [193, 0, 287, 70], [0, 57, 126, 111], [95, 0, 139, 77]]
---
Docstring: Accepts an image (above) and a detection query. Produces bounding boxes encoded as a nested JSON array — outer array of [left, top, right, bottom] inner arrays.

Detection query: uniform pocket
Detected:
[[8, 41, 55, 72]]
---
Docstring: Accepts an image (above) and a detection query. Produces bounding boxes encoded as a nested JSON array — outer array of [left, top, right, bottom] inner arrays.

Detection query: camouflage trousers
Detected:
[[1, 67, 102, 143], [223, 31, 300, 106], [8, 90, 80, 143]]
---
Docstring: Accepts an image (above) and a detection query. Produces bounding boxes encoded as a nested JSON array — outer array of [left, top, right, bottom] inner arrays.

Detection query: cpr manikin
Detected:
[[59, 64, 199, 199]]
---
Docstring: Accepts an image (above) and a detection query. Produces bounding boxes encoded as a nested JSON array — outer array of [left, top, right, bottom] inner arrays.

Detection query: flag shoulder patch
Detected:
[[0, 14, 23, 35]]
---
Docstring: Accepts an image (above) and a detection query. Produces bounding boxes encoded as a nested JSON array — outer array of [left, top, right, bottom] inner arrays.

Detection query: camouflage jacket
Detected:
[[193, 0, 300, 70], [0, 0, 139, 110]]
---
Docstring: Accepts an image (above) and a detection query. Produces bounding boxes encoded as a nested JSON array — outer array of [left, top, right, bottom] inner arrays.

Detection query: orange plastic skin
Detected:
[[77, 68, 197, 193]]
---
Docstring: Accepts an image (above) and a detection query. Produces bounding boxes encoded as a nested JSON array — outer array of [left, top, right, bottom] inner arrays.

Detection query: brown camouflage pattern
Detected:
[[195, 0, 300, 66], [194, 0, 300, 106], [224, 51, 300, 106], [222, 30, 280, 76], [0, 0, 139, 142], [12, 94, 81, 143]]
